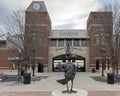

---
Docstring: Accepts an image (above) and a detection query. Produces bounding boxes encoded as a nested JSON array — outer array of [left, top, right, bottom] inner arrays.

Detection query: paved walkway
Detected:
[[0, 70, 120, 96]]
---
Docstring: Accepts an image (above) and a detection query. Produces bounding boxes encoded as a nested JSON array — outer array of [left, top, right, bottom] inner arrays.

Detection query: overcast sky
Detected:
[[0, 0, 115, 35]]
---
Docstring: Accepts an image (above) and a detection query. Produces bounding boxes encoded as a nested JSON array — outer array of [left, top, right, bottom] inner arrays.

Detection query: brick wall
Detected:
[[0, 49, 17, 69]]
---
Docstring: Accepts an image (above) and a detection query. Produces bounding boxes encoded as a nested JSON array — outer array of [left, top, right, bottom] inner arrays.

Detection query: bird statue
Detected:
[[56, 44, 77, 93]]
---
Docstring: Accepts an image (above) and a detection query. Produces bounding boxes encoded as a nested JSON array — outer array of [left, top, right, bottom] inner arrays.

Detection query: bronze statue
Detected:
[[57, 44, 77, 93]]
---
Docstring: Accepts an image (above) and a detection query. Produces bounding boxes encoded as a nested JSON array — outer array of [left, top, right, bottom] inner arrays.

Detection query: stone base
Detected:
[[52, 88, 88, 96]]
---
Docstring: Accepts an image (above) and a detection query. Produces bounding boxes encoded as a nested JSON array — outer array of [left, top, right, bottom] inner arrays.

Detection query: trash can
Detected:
[[23, 73, 31, 84], [107, 73, 114, 84], [92, 68, 96, 73], [38, 63, 43, 72]]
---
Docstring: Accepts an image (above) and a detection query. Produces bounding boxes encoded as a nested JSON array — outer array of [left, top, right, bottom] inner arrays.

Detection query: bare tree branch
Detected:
[[102, 0, 120, 74]]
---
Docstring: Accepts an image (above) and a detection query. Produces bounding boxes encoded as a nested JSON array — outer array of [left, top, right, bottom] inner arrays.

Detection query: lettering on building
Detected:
[[55, 47, 83, 52]]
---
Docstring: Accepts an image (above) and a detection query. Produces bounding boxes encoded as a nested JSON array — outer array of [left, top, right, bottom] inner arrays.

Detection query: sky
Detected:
[[0, 0, 115, 35]]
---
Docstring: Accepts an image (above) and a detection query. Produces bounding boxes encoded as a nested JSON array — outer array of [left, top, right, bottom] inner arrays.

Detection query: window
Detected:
[[38, 36, 42, 43], [39, 19, 45, 24], [58, 39, 64, 46], [66, 39, 72, 46], [32, 35, 36, 44], [50, 39, 57, 46], [95, 36, 99, 45], [92, 17, 104, 24], [73, 39, 79, 46], [93, 19, 98, 24], [30, 18, 45, 24], [101, 35, 106, 45], [81, 39, 88, 46], [32, 35, 42, 44]]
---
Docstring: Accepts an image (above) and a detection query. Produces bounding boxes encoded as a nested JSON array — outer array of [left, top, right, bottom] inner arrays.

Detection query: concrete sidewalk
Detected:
[[0, 71, 120, 92]]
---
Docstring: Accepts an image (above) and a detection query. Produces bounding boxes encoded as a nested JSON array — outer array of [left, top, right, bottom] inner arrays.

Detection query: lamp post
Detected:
[[116, 56, 119, 75], [18, 49, 22, 76], [101, 48, 106, 76], [31, 48, 36, 76], [113, 55, 118, 75]]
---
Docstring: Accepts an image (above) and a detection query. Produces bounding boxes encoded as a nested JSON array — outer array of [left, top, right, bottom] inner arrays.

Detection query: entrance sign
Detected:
[[55, 47, 83, 52]]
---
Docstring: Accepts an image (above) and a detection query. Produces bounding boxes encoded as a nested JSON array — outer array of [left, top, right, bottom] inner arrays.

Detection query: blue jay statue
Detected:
[[57, 44, 77, 93]]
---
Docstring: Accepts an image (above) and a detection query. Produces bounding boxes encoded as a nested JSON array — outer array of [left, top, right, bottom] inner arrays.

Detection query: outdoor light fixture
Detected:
[[101, 48, 106, 76], [18, 49, 22, 76]]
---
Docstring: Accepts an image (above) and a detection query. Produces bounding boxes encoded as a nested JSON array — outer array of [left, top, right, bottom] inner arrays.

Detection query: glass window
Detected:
[[81, 39, 88, 46], [66, 39, 72, 46], [38, 36, 42, 43], [95, 36, 99, 45], [101, 35, 106, 45], [50, 39, 57, 46], [32, 35, 37, 44], [73, 39, 79, 46], [58, 39, 64, 46], [32, 35, 42, 44], [39, 19, 45, 24]]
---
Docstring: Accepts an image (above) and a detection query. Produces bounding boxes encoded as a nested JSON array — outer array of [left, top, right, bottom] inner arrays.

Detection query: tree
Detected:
[[5, 10, 24, 51], [112, 0, 120, 74], [5, 10, 26, 75], [5, 10, 41, 75], [102, 0, 120, 74], [0, 27, 7, 39]]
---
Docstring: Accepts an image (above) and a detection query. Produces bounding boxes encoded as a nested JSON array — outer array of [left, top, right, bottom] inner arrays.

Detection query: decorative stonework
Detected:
[[48, 46, 90, 72]]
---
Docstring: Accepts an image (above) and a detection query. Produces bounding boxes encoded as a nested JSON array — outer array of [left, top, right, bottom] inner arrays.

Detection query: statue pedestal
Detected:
[[52, 89, 88, 96]]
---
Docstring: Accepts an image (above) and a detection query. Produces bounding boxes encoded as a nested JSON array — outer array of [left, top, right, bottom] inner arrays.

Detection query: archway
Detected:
[[52, 54, 86, 72]]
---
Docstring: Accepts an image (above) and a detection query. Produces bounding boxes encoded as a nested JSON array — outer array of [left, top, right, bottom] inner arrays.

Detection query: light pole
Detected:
[[31, 48, 36, 76], [101, 48, 106, 76], [113, 56, 118, 75], [18, 49, 22, 76]]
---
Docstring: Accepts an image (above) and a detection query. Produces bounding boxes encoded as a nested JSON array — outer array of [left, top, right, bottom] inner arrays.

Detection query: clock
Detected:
[[33, 3, 40, 10]]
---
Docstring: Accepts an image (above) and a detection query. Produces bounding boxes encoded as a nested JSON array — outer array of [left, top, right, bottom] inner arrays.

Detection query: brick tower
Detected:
[[25, 1, 51, 69], [87, 12, 112, 69]]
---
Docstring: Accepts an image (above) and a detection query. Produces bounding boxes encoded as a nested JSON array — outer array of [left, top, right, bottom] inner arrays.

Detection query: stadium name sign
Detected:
[[55, 47, 83, 51]]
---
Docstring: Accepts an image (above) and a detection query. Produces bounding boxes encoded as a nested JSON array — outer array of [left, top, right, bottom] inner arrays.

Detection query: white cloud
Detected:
[[1, 0, 33, 11], [0, 0, 102, 30], [44, 0, 99, 29], [72, 17, 88, 29]]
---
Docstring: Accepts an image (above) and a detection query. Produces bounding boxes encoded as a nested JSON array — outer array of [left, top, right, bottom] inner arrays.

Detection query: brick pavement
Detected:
[[0, 92, 51, 96], [0, 91, 120, 96], [88, 91, 120, 96]]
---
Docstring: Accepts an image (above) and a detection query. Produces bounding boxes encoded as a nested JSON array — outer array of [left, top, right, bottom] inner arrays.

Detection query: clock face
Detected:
[[33, 3, 40, 10]]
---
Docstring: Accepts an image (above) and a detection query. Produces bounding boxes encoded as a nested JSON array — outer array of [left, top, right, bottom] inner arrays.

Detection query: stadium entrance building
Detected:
[[24, 1, 112, 72], [48, 30, 89, 72], [0, 1, 113, 72], [25, 1, 91, 72]]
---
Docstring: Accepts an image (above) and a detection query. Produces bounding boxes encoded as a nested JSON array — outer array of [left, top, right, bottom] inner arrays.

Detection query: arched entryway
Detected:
[[52, 54, 86, 72]]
